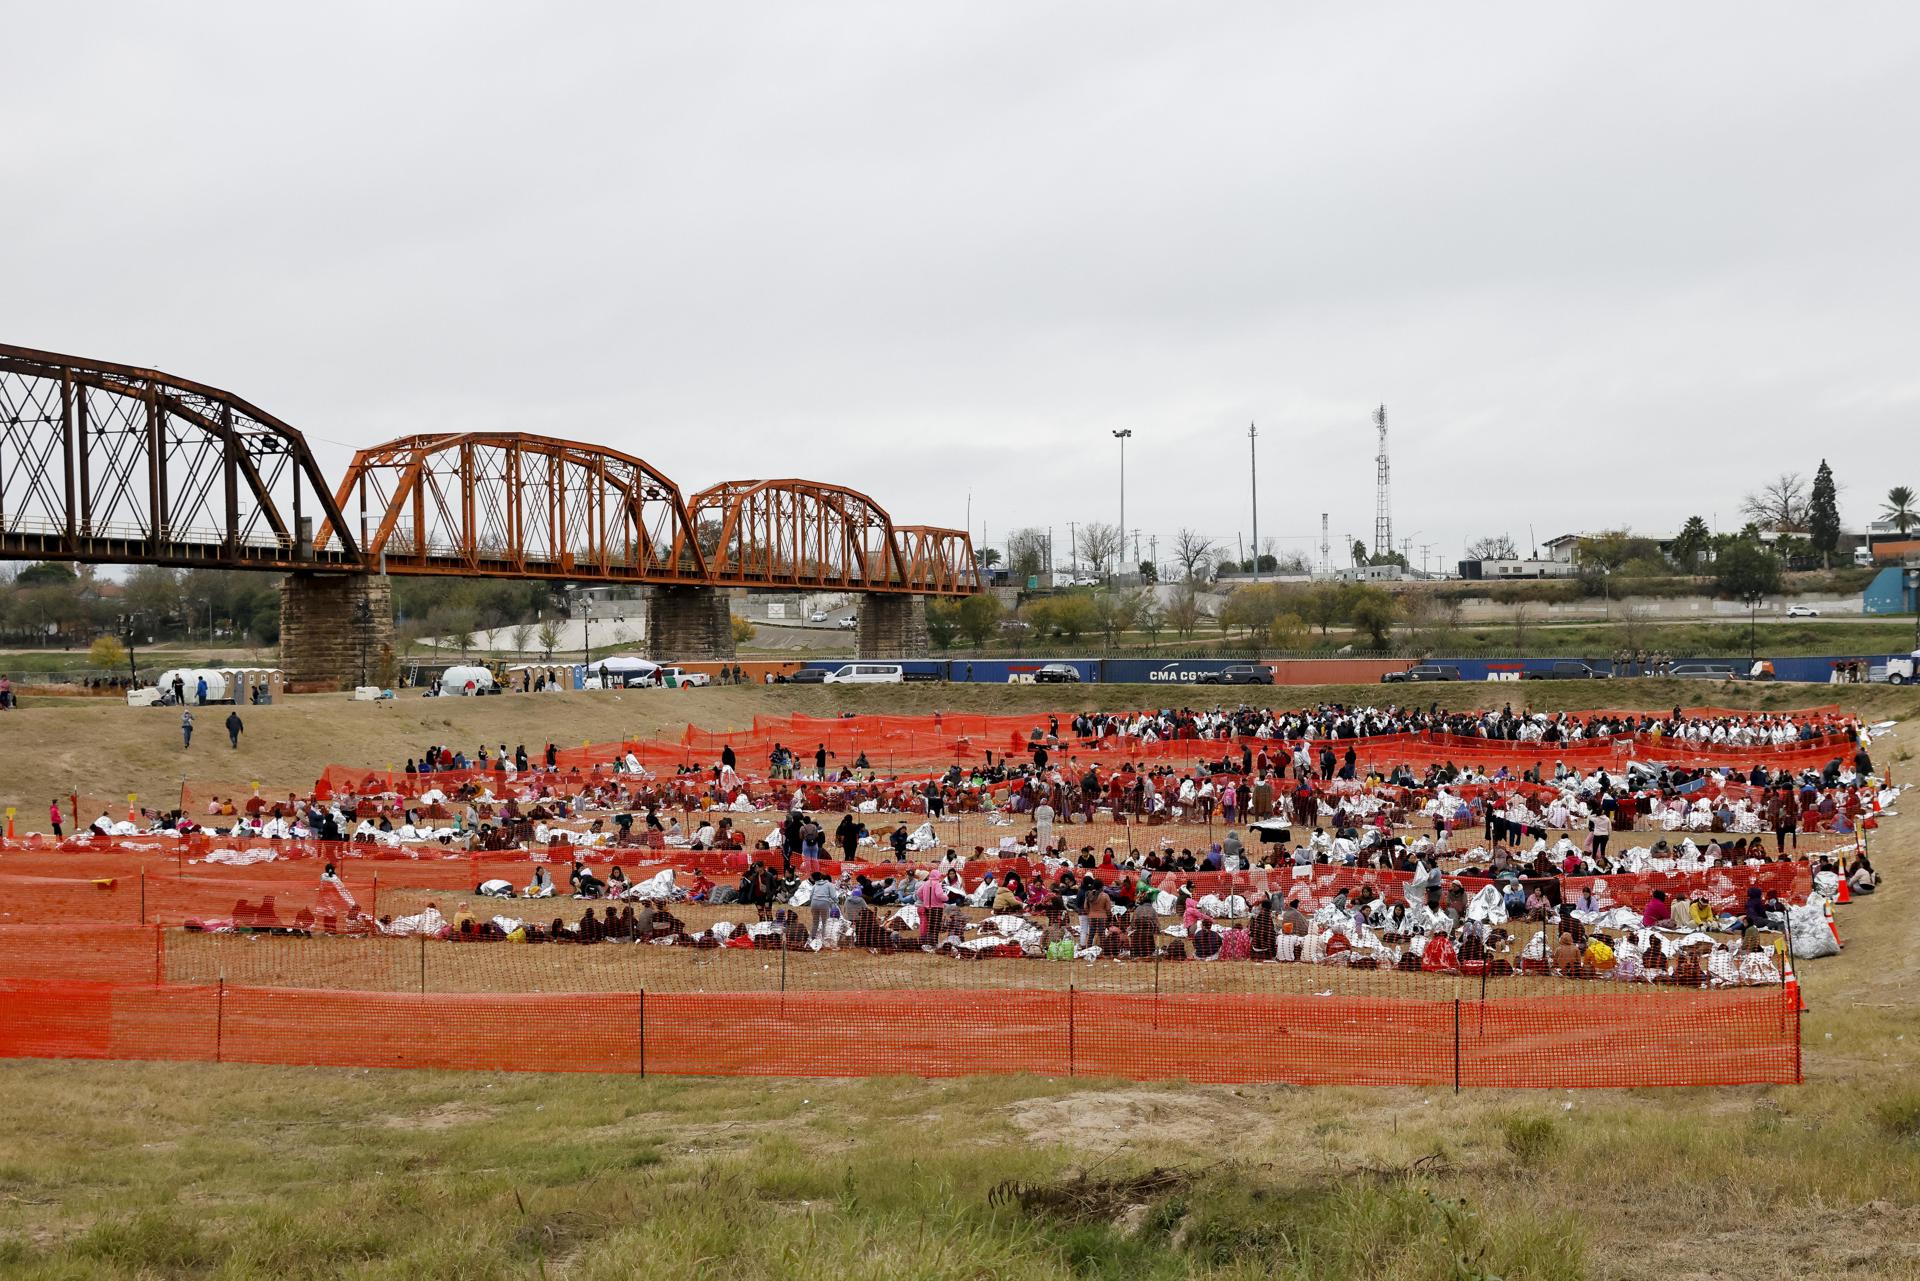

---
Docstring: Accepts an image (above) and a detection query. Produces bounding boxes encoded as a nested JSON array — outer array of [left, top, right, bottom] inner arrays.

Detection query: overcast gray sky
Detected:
[[6, 2, 1918, 573]]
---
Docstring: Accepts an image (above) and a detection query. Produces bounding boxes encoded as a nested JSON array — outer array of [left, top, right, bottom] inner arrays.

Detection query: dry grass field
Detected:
[[1, 679, 1918, 1279]]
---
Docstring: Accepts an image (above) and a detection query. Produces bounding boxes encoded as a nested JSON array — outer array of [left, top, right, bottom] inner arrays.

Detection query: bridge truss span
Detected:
[[317, 433, 708, 582], [0, 344, 356, 570]]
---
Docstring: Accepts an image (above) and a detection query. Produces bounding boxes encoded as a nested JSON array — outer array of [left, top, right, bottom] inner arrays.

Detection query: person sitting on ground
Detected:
[[1847, 853, 1879, 895], [1641, 890, 1670, 929], [1128, 908, 1159, 959], [1192, 917, 1222, 959], [1551, 930, 1583, 977], [1248, 904, 1278, 961]]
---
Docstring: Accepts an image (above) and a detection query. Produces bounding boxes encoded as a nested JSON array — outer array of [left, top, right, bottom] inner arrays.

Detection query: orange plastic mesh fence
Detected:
[[0, 975, 1797, 1086], [0, 927, 1800, 1086]]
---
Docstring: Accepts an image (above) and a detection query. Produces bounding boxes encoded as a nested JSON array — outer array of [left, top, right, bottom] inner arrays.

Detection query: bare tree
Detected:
[[1741, 472, 1810, 532], [1172, 529, 1217, 583], [1466, 534, 1518, 561], [1076, 521, 1123, 578], [1005, 528, 1049, 582], [1165, 585, 1204, 637], [509, 622, 534, 656]]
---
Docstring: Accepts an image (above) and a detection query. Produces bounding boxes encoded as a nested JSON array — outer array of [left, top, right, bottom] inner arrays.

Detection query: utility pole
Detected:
[[1131, 528, 1141, 567], [1249, 422, 1260, 584], [1112, 429, 1132, 581], [1067, 521, 1078, 577], [1320, 513, 1330, 577], [1148, 534, 1158, 580]]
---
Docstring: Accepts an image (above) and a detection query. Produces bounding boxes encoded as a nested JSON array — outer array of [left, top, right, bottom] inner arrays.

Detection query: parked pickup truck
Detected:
[[1381, 664, 1461, 683], [1520, 661, 1610, 680]]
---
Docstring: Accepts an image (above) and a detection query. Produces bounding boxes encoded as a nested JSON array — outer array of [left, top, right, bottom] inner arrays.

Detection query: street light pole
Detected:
[[1112, 429, 1132, 582], [1249, 422, 1259, 584]]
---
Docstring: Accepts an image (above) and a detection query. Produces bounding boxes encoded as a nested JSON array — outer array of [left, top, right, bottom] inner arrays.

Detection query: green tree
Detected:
[[1883, 485, 1918, 537], [15, 562, 76, 588], [1808, 460, 1841, 567], [1671, 516, 1712, 572], [1302, 583, 1345, 637], [955, 593, 1003, 648], [1712, 539, 1783, 602], [1220, 583, 1303, 636], [1136, 560, 1158, 584], [1344, 584, 1397, 648], [1048, 594, 1099, 641], [1269, 612, 1308, 650], [924, 600, 960, 650], [976, 548, 1001, 570], [1350, 539, 1367, 568]]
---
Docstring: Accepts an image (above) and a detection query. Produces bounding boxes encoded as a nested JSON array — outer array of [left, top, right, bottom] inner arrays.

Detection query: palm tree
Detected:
[[1884, 486, 1918, 537]]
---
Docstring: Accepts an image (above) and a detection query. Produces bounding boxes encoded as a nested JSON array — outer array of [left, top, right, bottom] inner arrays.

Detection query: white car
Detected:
[[1785, 605, 1820, 618], [808, 611, 828, 623], [837, 616, 857, 630], [660, 666, 711, 687], [823, 662, 903, 684]]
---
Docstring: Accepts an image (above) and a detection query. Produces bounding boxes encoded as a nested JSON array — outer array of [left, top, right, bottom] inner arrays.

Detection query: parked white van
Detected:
[[822, 662, 904, 684]]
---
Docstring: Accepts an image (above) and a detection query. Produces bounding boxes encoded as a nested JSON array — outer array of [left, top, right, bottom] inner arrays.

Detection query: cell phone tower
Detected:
[[1371, 405, 1392, 558], [1319, 512, 1330, 576]]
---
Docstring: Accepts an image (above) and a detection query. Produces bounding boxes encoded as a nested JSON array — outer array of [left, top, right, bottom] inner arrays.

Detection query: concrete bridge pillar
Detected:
[[857, 594, 929, 659], [647, 587, 736, 660], [278, 573, 394, 690]]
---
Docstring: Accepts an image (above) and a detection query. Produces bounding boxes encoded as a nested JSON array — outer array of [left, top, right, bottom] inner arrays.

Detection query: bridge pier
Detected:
[[857, 594, 929, 659], [278, 573, 394, 690], [647, 587, 735, 660]]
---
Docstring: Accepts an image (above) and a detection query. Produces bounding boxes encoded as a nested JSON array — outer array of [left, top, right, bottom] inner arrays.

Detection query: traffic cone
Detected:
[[1783, 951, 1809, 1013], [1824, 900, 1843, 950], [1835, 875, 1852, 905]]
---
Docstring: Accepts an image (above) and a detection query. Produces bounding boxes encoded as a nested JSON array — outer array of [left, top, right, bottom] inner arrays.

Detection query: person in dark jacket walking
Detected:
[[226, 710, 244, 749]]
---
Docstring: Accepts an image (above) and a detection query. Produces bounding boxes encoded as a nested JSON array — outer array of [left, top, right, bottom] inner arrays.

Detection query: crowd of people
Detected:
[[39, 701, 1896, 989]]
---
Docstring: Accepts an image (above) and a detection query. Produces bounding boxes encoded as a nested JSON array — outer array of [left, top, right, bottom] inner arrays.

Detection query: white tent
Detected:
[[440, 665, 495, 694]]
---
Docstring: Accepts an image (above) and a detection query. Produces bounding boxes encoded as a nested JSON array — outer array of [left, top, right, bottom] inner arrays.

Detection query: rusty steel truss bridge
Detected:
[[0, 344, 978, 596]]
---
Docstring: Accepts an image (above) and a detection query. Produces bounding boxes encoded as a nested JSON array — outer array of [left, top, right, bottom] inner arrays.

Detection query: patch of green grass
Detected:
[[1872, 1090, 1920, 1143], [1501, 1113, 1561, 1164]]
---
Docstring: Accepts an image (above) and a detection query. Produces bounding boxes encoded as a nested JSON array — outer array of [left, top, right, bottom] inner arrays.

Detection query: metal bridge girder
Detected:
[[0, 344, 356, 570], [316, 432, 709, 583], [686, 478, 967, 595]]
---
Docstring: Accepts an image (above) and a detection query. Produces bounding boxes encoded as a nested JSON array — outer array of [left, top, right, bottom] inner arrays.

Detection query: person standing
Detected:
[[226, 709, 245, 749], [181, 709, 194, 749], [195, 675, 208, 705], [48, 799, 63, 838]]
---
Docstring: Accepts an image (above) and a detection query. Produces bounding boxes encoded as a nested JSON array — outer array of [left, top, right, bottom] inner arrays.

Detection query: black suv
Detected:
[[1219, 664, 1274, 685], [1382, 664, 1461, 683]]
